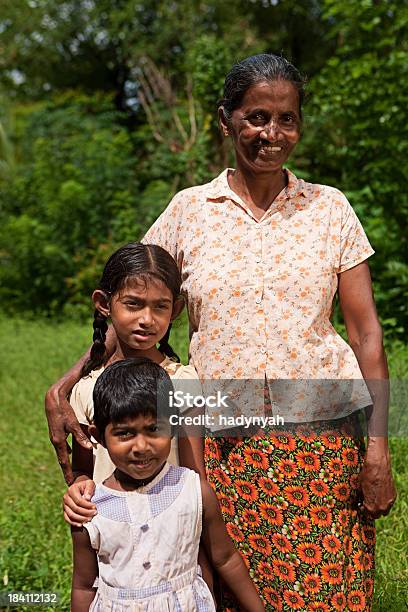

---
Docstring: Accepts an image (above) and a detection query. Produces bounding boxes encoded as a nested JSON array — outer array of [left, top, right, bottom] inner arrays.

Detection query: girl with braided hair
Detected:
[[64, 242, 203, 523]]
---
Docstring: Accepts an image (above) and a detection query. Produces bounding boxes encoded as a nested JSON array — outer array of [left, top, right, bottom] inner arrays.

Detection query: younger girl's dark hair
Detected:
[[93, 357, 175, 436], [219, 53, 306, 120], [82, 242, 182, 377]]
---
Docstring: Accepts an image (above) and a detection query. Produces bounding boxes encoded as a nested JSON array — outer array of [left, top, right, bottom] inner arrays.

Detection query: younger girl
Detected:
[[71, 358, 265, 611], [65, 242, 204, 524]]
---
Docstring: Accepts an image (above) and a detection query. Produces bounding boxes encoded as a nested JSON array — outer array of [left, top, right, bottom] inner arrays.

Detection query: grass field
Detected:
[[0, 317, 407, 611]]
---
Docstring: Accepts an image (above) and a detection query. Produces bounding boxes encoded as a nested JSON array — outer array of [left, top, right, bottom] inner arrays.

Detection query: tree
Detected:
[[2, 0, 405, 336], [0, 93, 142, 314], [0, 121, 13, 179], [0, 1, 332, 105], [297, 0, 408, 338]]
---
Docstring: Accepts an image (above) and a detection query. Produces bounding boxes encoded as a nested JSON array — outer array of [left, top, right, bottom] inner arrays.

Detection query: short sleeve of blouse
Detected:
[[162, 360, 203, 414], [142, 193, 184, 261], [171, 365, 203, 415], [70, 378, 93, 426], [336, 192, 375, 273]]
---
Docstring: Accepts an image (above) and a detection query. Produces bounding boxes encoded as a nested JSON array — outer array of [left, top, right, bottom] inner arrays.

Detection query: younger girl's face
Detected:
[[109, 277, 174, 354], [102, 413, 172, 484]]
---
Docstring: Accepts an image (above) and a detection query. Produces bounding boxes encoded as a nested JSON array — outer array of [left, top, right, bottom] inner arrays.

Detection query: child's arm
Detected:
[[201, 480, 265, 612], [178, 421, 215, 599], [72, 424, 94, 481], [64, 427, 97, 527], [178, 433, 206, 479], [71, 527, 98, 612], [177, 401, 207, 479]]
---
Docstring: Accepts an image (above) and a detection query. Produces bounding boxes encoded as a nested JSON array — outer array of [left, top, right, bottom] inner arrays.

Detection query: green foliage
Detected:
[[0, 121, 13, 179], [0, 0, 333, 105], [296, 0, 408, 339], [0, 93, 143, 314], [187, 34, 236, 115]]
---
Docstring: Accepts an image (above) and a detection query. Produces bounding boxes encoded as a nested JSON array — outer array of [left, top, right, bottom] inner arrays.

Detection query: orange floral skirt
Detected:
[[204, 418, 375, 611]]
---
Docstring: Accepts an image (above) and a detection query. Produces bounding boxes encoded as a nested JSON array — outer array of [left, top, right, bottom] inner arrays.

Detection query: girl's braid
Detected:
[[81, 310, 108, 377], [158, 323, 180, 362]]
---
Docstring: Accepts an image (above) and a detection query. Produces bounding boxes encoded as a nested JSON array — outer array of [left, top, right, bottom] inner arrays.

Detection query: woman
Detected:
[[47, 54, 395, 610]]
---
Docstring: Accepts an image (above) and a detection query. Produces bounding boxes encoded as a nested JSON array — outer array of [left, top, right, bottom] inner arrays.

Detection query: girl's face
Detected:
[[101, 413, 171, 484], [221, 79, 301, 175], [95, 276, 177, 355]]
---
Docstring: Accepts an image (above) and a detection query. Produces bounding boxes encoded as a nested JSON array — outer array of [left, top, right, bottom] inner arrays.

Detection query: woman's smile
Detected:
[[256, 141, 285, 159]]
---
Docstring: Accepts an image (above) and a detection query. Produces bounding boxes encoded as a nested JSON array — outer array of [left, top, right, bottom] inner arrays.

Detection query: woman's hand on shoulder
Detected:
[[63, 479, 97, 527], [45, 377, 93, 485], [360, 438, 397, 519]]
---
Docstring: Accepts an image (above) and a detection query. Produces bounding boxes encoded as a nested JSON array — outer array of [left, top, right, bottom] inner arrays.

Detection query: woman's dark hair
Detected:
[[82, 242, 182, 376], [93, 357, 175, 436], [219, 53, 306, 120]]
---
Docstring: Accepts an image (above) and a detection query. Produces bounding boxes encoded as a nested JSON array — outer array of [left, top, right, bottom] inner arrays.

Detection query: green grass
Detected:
[[0, 317, 407, 610]]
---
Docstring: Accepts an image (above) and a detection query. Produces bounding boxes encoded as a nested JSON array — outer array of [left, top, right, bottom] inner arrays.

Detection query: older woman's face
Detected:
[[224, 80, 301, 175]]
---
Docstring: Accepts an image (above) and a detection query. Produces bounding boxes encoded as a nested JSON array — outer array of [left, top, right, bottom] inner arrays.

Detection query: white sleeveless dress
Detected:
[[84, 463, 215, 611]]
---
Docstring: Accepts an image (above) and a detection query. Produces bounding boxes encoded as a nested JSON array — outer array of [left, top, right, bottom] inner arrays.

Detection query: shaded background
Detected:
[[0, 1, 407, 609], [0, 0, 407, 337]]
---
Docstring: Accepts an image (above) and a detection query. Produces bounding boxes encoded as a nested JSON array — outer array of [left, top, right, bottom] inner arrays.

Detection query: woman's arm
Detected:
[[71, 527, 98, 611], [338, 261, 396, 518], [201, 480, 264, 611], [44, 326, 116, 484], [45, 351, 92, 484]]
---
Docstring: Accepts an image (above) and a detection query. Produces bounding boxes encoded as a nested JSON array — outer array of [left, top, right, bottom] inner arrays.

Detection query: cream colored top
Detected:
[[84, 463, 215, 610], [143, 169, 374, 425], [71, 357, 201, 481]]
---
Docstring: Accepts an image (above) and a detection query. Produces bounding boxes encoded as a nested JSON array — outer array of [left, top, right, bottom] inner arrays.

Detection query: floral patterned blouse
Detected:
[[144, 169, 374, 425]]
